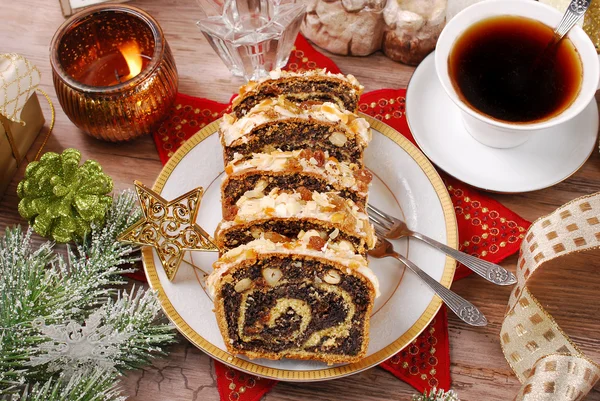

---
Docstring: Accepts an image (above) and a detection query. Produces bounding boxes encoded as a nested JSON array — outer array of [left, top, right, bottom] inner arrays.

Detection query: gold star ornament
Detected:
[[118, 181, 219, 281]]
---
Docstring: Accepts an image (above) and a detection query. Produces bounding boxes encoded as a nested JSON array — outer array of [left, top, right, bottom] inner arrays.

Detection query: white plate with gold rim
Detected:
[[407, 52, 599, 193], [142, 115, 457, 382]]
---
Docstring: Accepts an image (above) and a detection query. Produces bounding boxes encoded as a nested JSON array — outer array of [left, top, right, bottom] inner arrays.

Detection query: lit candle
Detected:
[[50, 5, 178, 141], [73, 41, 149, 87]]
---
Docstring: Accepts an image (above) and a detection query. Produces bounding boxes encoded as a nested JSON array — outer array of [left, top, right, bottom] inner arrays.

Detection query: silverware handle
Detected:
[[554, 0, 590, 40], [393, 253, 487, 327], [411, 232, 517, 286]]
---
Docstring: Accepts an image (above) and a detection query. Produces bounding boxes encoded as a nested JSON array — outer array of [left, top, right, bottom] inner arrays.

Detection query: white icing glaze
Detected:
[[217, 188, 374, 245], [207, 232, 380, 298], [220, 97, 371, 147], [226, 149, 369, 198]]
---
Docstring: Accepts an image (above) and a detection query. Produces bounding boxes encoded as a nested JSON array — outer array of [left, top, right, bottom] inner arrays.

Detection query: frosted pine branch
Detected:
[[28, 288, 176, 377], [14, 368, 123, 401], [0, 191, 176, 400], [105, 287, 176, 371]]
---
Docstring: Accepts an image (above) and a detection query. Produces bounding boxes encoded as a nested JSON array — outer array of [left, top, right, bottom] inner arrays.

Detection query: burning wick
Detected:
[[113, 41, 148, 83], [70, 40, 151, 86]]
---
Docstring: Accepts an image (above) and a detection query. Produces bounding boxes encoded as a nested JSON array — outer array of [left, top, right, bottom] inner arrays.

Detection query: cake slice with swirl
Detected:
[[207, 230, 379, 364], [231, 69, 364, 118], [220, 97, 371, 165]]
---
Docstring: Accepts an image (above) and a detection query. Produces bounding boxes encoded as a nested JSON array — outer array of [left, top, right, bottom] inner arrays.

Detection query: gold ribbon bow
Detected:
[[501, 193, 600, 400]]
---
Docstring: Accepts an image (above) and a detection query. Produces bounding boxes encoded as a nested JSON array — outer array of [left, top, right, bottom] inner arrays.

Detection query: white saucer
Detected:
[[406, 52, 599, 193]]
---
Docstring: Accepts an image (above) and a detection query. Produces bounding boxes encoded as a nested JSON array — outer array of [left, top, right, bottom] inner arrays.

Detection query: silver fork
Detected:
[[369, 231, 487, 327], [368, 204, 517, 286]]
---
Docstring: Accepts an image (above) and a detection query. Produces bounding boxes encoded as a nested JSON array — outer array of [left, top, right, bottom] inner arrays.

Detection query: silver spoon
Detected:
[[368, 233, 487, 327], [554, 0, 591, 42]]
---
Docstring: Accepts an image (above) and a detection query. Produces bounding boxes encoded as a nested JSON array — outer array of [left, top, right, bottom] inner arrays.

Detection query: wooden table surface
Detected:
[[2, 0, 600, 400]]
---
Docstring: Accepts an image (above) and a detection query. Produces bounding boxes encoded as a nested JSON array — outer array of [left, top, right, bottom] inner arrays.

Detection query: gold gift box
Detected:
[[0, 93, 45, 199]]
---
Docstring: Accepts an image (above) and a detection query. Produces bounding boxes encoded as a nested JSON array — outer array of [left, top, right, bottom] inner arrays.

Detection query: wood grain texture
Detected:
[[1, 0, 599, 399]]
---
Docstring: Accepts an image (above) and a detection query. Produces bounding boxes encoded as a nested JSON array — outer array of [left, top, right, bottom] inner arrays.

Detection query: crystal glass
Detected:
[[196, 0, 306, 81], [50, 5, 178, 142]]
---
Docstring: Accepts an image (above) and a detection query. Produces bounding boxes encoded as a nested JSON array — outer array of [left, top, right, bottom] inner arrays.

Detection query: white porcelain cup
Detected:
[[435, 0, 600, 149]]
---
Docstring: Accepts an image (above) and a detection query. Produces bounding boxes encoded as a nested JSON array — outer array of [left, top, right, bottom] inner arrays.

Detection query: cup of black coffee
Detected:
[[435, 0, 599, 148]]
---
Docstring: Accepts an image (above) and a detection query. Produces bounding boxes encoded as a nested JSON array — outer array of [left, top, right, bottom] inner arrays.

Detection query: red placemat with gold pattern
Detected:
[[147, 34, 531, 400]]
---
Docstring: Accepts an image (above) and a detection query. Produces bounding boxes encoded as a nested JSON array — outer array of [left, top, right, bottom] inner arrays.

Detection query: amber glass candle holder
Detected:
[[50, 5, 178, 141]]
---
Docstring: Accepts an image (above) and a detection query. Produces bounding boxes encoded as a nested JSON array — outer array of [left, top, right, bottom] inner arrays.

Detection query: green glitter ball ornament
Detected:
[[17, 148, 114, 243]]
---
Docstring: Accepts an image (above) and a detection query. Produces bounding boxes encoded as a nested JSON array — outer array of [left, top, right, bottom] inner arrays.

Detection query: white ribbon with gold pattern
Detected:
[[0, 53, 41, 124], [501, 193, 600, 400]]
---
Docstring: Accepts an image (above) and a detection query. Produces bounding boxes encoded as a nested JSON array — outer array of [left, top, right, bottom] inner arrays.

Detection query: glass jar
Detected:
[[196, 0, 306, 81], [50, 5, 178, 141]]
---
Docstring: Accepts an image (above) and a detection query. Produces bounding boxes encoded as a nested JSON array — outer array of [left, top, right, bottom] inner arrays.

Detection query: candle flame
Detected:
[[119, 41, 143, 80]]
